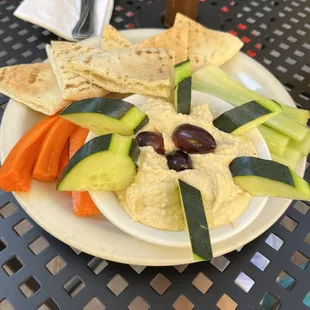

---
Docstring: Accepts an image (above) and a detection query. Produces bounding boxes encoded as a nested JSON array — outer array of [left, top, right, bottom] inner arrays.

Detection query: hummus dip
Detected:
[[116, 98, 257, 231]]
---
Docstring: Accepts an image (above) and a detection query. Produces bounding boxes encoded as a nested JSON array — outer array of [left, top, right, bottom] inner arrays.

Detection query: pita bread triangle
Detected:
[[0, 63, 70, 115], [174, 13, 243, 71], [101, 25, 132, 50], [134, 24, 188, 63], [65, 48, 175, 98], [46, 41, 109, 101]]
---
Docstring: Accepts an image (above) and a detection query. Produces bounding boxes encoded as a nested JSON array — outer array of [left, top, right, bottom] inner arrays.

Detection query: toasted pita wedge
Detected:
[[65, 48, 175, 98], [46, 41, 109, 101], [0, 63, 70, 115], [101, 25, 132, 50], [174, 13, 243, 71], [134, 25, 188, 63]]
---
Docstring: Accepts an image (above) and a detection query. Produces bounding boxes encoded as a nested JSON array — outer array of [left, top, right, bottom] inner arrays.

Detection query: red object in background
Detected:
[[229, 30, 238, 36], [125, 11, 135, 17], [238, 23, 247, 30], [126, 23, 135, 29], [247, 50, 257, 57], [221, 6, 230, 12], [242, 36, 251, 43]]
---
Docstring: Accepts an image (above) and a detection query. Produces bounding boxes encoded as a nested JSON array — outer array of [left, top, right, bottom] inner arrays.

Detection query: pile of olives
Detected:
[[135, 124, 216, 172]]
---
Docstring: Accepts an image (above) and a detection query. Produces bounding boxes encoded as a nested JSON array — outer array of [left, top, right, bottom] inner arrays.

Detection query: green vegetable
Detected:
[[282, 105, 309, 125], [271, 153, 296, 170], [289, 132, 310, 156], [177, 179, 213, 261], [230, 156, 310, 200], [271, 145, 301, 170], [173, 60, 192, 114], [271, 146, 301, 170], [213, 101, 279, 135], [258, 125, 289, 156], [60, 98, 149, 136], [193, 66, 282, 112], [283, 147, 301, 168], [193, 66, 310, 142], [57, 134, 140, 191], [265, 113, 309, 142]]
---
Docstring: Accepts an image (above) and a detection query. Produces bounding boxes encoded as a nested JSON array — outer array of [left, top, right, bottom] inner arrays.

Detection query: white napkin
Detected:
[[14, 0, 114, 41]]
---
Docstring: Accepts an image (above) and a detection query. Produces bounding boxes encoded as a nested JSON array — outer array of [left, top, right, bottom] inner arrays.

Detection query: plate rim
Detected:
[[0, 28, 305, 266]]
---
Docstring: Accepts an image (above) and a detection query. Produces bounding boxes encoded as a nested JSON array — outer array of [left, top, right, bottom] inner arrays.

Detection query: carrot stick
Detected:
[[69, 127, 89, 157], [33, 118, 77, 182], [0, 115, 59, 192], [72, 191, 100, 216], [57, 140, 69, 178], [69, 127, 100, 216]]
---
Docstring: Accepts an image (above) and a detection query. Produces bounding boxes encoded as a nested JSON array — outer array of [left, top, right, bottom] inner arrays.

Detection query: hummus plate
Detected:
[[0, 29, 306, 265], [89, 91, 270, 247]]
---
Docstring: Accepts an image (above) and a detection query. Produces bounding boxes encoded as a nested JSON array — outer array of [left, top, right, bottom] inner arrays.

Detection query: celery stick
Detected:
[[193, 66, 309, 142], [283, 112, 307, 125], [271, 146, 301, 170], [271, 153, 297, 170], [193, 66, 282, 112], [193, 80, 248, 106], [283, 146, 301, 167], [282, 105, 309, 125], [265, 113, 309, 142], [258, 125, 289, 156], [289, 133, 310, 156]]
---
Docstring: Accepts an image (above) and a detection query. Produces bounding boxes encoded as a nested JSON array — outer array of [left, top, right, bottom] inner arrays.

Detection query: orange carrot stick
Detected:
[[72, 191, 100, 216], [69, 127, 100, 216], [33, 118, 77, 182], [57, 139, 69, 178], [69, 127, 89, 158], [0, 115, 59, 192]]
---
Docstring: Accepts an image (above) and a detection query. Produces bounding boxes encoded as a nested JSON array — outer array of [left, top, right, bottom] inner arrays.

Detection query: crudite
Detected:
[[116, 98, 257, 231]]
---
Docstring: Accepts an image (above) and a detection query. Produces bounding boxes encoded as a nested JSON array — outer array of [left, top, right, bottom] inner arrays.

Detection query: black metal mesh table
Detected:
[[0, 0, 310, 309]]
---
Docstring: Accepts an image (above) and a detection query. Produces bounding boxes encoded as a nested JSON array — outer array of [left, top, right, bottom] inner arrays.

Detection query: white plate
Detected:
[[0, 29, 306, 266], [89, 91, 270, 247]]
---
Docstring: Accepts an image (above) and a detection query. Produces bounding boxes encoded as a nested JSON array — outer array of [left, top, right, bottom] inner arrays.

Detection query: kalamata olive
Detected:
[[166, 150, 192, 172], [135, 131, 165, 154], [172, 124, 216, 154]]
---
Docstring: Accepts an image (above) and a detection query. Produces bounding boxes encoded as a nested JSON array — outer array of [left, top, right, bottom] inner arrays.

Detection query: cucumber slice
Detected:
[[173, 60, 192, 115], [177, 179, 213, 261], [258, 125, 289, 156], [57, 134, 140, 191], [230, 156, 310, 200], [213, 101, 279, 135], [289, 132, 310, 156], [60, 98, 149, 136]]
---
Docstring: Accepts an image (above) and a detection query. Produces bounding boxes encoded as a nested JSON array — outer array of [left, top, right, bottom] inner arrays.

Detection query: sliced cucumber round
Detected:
[[230, 156, 310, 200], [60, 98, 149, 135], [57, 134, 140, 191], [213, 101, 279, 135]]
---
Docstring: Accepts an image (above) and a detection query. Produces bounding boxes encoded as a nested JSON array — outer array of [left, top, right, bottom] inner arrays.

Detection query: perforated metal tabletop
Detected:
[[0, 0, 310, 309]]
